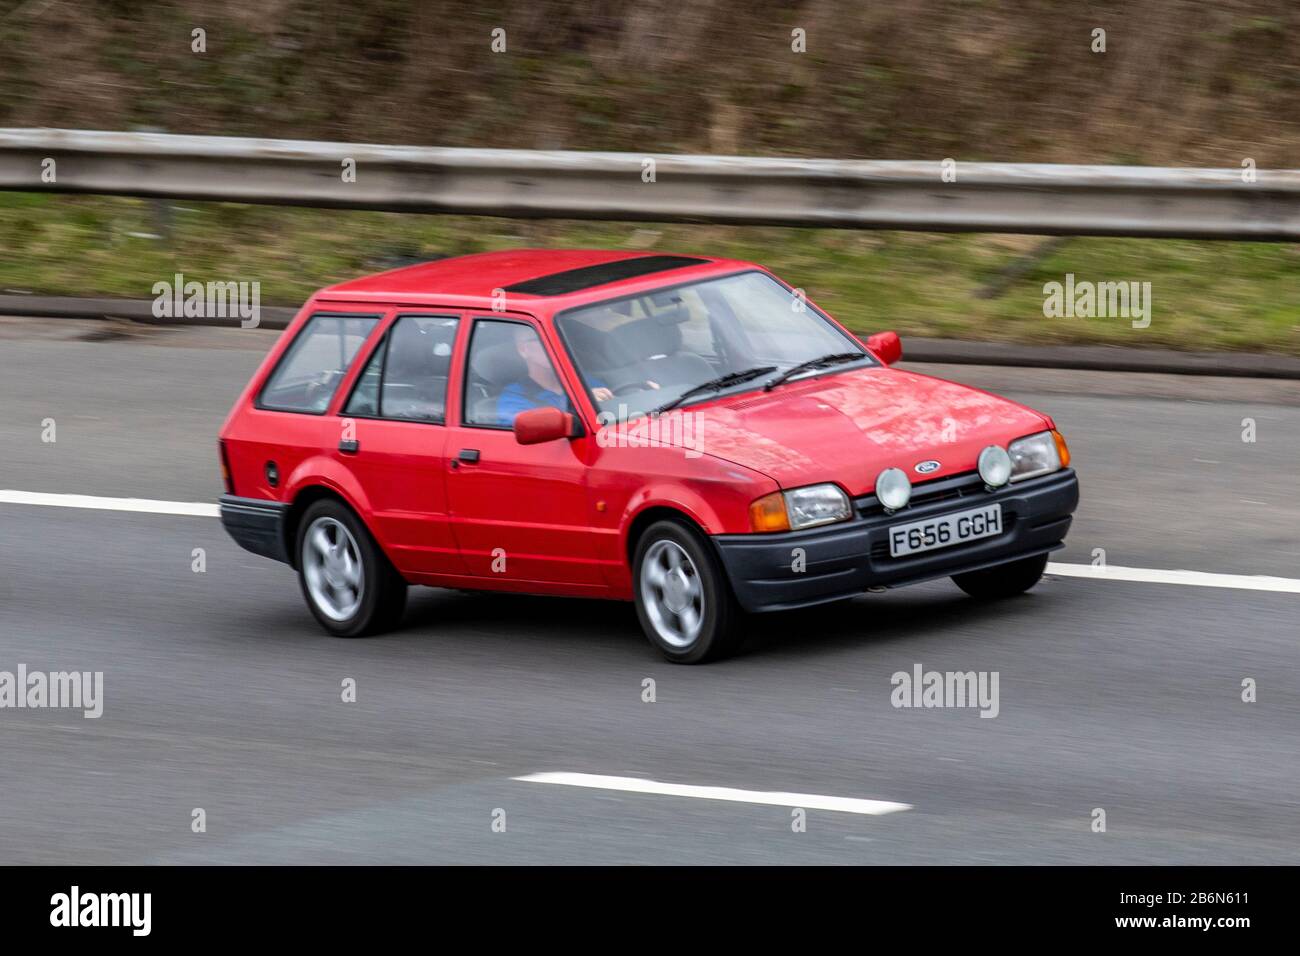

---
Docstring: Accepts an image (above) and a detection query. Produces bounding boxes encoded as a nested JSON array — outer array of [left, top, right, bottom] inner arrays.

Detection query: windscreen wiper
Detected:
[[763, 351, 866, 391], [651, 366, 777, 416]]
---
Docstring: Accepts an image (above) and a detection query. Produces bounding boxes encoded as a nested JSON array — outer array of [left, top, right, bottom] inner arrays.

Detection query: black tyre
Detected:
[[632, 519, 745, 663], [296, 498, 407, 637], [951, 553, 1049, 600]]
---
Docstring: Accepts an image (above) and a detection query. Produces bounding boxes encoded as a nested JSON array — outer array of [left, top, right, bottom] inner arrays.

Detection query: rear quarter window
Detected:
[[258, 314, 381, 413]]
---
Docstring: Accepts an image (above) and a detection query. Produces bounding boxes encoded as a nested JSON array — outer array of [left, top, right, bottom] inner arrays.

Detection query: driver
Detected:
[[494, 325, 657, 425]]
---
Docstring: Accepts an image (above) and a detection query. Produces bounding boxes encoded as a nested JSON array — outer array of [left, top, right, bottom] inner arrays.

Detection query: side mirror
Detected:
[[514, 406, 581, 445], [865, 330, 902, 366]]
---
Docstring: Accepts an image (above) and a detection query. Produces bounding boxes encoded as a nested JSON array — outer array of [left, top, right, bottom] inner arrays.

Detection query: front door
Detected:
[[444, 316, 602, 587]]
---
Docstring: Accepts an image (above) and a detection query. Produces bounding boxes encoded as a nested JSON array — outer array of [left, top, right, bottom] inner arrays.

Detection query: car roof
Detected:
[[316, 249, 756, 313]]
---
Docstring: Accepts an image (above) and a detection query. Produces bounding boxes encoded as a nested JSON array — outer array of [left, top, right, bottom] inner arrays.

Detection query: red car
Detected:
[[219, 250, 1078, 662]]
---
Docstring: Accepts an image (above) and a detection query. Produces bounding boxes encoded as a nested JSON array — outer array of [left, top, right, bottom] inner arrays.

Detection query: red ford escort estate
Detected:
[[219, 250, 1078, 662]]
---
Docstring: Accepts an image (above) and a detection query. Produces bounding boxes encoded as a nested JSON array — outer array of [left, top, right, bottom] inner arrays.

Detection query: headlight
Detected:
[[1008, 430, 1063, 482], [784, 483, 852, 530], [977, 445, 1012, 487], [748, 483, 852, 532], [875, 467, 912, 511]]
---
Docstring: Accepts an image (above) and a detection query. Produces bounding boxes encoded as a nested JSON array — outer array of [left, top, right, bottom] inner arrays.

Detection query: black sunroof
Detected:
[[503, 255, 708, 296]]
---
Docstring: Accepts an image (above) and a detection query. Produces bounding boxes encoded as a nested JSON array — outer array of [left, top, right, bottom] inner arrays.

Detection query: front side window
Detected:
[[259, 313, 380, 413], [556, 271, 871, 420], [463, 320, 572, 428]]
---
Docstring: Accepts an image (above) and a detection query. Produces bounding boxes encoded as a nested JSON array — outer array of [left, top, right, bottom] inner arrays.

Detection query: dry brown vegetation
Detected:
[[1, 0, 1296, 165]]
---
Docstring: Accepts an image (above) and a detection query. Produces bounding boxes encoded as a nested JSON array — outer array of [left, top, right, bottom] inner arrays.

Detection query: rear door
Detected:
[[334, 312, 467, 578]]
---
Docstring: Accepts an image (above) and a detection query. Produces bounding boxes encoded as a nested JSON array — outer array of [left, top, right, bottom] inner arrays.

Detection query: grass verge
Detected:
[[1, 193, 1296, 353]]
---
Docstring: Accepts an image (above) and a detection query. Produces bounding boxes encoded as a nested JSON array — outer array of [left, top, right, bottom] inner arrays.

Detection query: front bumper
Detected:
[[219, 494, 291, 564], [714, 468, 1079, 613]]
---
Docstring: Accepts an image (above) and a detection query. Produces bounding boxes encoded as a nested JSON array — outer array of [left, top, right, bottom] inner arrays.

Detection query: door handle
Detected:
[[339, 439, 359, 454], [457, 448, 481, 464]]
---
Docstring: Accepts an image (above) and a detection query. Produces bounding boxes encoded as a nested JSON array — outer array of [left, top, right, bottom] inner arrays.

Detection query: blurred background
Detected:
[[0, 0, 1296, 352], [2, 1, 1299, 869], [4, 0, 1296, 162]]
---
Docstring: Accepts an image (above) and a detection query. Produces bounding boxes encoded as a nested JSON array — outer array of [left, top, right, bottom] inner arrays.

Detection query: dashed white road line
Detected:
[[512, 772, 913, 815], [1045, 562, 1300, 594], [0, 489, 218, 518], [3, 490, 1298, 595]]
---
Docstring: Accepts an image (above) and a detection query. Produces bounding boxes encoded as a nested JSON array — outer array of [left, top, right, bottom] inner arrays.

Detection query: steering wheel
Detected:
[[612, 381, 649, 397]]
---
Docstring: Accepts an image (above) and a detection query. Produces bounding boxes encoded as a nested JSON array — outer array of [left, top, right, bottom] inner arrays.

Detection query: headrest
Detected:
[[564, 320, 617, 370], [649, 299, 690, 325], [607, 316, 683, 366], [472, 341, 527, 386]]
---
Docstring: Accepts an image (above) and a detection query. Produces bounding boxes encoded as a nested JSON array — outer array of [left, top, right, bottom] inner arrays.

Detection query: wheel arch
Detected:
[[624, 504, 713, 567], [283, 484, 363, 569]]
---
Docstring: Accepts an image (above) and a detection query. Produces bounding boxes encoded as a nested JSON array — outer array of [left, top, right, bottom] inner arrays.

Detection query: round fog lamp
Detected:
[[875, 467, 912, 511], [978, 445, 1012, 487]]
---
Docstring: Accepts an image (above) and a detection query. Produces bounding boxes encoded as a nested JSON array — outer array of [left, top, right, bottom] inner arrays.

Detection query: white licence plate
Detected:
[[888, 503, 1003, 557]]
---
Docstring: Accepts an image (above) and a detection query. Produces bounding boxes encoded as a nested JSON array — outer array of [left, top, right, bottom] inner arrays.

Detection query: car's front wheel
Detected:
[[951, 553, 1049, 600], [296, 499, 407, 637], [633, 519, 744, 664]]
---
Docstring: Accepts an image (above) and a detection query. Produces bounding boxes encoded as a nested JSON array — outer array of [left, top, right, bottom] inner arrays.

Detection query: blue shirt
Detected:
[[494, 377, 607, 427], [494, 381, 570, 427]]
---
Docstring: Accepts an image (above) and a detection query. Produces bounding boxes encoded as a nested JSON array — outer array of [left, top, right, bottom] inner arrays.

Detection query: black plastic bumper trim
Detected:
[[219, 494, 291, 565], [714, 469, 1079, 613]]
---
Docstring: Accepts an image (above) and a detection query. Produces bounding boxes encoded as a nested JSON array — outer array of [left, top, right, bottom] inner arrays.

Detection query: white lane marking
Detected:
[[512, 772, 912, 816], [1, 490, 1298, 596], [1047, 562, 1300, 594], [0, 490, 218, 518]]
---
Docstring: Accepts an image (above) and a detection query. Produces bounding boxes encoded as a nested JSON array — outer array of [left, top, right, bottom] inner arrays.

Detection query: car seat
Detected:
[[468, 341, 529, 423], [603, 305, 713, 388]]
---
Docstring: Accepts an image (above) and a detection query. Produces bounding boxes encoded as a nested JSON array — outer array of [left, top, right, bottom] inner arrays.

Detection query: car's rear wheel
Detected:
[[951, 553, 1049, 600], [297, 499, 407, 637], [633, 519, 744, 663]]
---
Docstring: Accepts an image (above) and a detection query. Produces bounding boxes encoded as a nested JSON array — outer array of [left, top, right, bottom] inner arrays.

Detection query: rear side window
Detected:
[[258, 314, 380, 413], [344, 338, 387, 418], [344, 315, 458, 423]]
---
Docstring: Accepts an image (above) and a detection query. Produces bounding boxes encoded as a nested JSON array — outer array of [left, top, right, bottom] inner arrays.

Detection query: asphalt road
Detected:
[[1, 317, 1298, 864]]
